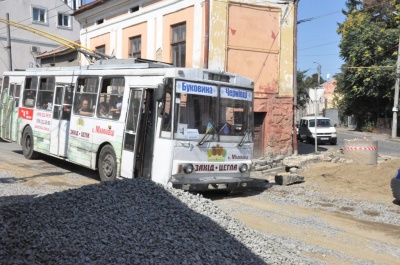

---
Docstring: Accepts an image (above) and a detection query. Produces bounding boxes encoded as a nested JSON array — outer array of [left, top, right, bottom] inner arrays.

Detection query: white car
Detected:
[[298, 116, 337, 145]]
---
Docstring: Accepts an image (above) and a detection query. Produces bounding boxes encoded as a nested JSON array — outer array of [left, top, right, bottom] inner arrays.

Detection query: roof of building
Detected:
[[73, 0, 111, 16], [35, 41, 80, 59]]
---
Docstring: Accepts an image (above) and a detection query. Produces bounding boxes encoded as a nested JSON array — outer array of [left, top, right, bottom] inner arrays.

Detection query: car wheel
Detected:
[[330, 140, 337, 145]]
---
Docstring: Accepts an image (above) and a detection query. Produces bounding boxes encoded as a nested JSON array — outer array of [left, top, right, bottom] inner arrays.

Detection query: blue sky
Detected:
[[297, 0, 347, 81]]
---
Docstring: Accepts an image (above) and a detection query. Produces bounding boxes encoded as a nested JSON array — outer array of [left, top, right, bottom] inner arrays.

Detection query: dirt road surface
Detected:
[[212, 159, 400, 264], [1, 139, 399, 264]]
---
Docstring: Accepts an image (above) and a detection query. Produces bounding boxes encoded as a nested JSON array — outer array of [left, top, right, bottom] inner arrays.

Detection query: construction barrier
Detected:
[[344, 138, 378, 165]]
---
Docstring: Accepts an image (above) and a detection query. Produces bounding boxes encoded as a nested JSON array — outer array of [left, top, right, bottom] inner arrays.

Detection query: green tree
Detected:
[[336, 0, 400, 130], [297, 69, 325, 109]]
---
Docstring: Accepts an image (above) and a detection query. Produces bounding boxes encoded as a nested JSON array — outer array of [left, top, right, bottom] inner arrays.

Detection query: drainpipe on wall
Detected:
[[293, 0, 299, 155], [203, 0, 210, 69]]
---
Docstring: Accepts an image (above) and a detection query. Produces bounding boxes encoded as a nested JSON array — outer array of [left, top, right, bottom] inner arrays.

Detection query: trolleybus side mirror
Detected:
[[155, 84, 166, 103]]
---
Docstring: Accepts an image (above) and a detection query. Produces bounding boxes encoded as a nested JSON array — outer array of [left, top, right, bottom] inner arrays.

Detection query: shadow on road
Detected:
[[297, 140, 330, 155], [11, 149, 99, 181]]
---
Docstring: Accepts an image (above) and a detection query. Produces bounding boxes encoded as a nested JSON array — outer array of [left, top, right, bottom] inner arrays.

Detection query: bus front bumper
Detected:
[[170, 177, 253, 192]]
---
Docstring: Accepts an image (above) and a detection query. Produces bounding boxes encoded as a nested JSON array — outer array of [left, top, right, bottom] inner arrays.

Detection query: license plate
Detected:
[[320, 137, 328, 140]]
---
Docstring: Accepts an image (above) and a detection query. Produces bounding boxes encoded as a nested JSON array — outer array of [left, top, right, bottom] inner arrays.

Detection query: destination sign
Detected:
[[176, 81, 217, 97], [194, 164, 238, 172], [220, 87, 252, 101]]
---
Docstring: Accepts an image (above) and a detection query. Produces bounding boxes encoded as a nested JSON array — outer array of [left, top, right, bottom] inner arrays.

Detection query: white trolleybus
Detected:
[[0, 59, 254, 192]]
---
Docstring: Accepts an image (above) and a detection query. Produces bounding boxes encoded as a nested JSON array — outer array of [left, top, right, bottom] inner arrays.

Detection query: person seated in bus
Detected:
[[110, 96, 122, 113], [109, 96, 122, 118], [98, 102, 109, 118], [79, 99, 93, 115], [24, 91, 35, 107]]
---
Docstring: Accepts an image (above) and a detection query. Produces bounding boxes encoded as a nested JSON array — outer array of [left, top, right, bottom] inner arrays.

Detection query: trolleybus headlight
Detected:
[[239, 164, 248, 173], [183, 164, 194, 174]]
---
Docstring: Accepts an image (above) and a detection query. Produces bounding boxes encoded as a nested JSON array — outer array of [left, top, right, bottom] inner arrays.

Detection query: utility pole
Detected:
[[6, 13, 12, 71], [293, 0, 299, 155], [314, 63, 321, 154], [391, 29, 400, 138]]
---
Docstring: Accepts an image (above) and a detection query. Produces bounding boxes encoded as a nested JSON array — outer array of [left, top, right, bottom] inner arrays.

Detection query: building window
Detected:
[[171, 23, 186, 67], [32, 7, 47, 23], [96, 45, 106, 54], [130, 6, 139, 13], [129, 36, 141, 58], [58, 13, 71, 28]]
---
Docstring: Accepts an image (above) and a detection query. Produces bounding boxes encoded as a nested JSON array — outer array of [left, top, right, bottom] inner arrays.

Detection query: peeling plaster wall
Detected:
[[209, 0, 295, 156]]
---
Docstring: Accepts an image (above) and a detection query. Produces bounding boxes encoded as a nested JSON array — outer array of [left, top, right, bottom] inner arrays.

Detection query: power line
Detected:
[[298, 41, 339, 51], [297, 10, 342, 24]]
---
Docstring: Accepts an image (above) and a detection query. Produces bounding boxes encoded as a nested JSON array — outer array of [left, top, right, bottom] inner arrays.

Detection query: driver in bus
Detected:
[[79, 99, 93, 115]]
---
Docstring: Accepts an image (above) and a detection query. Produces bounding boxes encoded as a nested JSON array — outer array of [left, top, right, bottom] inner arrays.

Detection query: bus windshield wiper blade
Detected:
[[197, 124, 215, 145], [237, 129, 249, 147]]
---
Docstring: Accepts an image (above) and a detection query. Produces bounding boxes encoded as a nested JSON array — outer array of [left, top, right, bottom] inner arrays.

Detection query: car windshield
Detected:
[[309, 119, 332, 127]]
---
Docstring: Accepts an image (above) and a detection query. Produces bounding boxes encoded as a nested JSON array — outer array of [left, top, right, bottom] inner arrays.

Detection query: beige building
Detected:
[[73, 0, 297, 157]]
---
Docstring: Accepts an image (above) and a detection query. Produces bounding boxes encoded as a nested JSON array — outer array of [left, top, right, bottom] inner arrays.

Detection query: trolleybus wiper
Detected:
[[197, 124, 216, 145], [237, 129, 250, 147]]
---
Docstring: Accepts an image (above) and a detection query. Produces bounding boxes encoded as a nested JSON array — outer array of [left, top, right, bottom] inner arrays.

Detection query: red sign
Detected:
[[18, 108, 34, 120], [194, 164, 238, 172]]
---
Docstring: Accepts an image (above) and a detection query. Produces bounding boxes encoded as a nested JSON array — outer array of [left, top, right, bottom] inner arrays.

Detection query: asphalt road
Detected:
[[297, 127, 400, 158]]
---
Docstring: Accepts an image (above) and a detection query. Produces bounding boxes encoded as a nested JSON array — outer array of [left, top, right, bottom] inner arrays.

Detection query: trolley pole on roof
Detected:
[[6, 13, 12, 71]]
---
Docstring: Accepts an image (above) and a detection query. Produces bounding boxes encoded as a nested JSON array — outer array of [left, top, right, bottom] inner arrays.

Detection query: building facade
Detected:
[[74, 0, 297, 157], [0, 0, 83, 75]]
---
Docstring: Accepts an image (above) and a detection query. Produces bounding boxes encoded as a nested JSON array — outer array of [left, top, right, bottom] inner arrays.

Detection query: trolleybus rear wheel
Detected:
[[22, 126, 39, 159], [98, 145, 117, 181]]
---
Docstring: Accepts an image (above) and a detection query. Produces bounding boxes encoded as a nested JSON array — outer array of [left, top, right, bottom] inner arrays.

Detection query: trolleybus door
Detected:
[[1, 83, 20, 141], [120, 88, 144, 178], [50, 85, 73, 157]]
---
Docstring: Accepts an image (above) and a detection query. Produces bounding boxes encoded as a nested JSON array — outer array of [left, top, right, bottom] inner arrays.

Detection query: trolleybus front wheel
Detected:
[[22, 126, 39, 159], [98, 145, 117, 181]]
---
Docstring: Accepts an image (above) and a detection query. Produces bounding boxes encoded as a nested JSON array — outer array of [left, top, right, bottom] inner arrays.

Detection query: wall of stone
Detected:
[[255, 94, 293, 157]]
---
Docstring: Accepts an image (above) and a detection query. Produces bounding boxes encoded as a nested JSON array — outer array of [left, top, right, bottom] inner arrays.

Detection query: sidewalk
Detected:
[[336, 126, 400, 142]]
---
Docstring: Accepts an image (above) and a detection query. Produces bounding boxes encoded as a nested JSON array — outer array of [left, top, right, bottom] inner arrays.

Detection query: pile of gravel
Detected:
[[0, 178, 320, 265]]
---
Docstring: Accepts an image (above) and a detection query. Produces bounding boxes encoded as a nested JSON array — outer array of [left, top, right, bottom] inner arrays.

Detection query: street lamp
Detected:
[[313, 62, 321, 153]]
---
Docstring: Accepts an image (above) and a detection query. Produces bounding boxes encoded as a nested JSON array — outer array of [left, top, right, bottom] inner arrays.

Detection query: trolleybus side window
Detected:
[[9, 84, 21, 108], [0, 77, 9, 104], [2, 76, 9, 92], [161, 84, 173, 133], [22, 76, 38, 108], [36, 77, 55, 111], [74, 77, 99, 116], [97, 77, 125, 119]]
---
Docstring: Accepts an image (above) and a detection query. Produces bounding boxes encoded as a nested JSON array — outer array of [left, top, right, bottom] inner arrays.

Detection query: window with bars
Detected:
[[171, 23, 186, 67], [129, 36, 141, 58]]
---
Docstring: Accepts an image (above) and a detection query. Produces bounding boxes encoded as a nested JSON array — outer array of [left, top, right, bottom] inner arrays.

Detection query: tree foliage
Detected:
[[297, 69, 325, 109], [336, 0, 400, 130]]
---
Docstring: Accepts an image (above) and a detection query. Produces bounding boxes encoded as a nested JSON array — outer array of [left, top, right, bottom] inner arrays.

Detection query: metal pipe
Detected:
[[203, 0, 209, 69], [392, 28, 400, 138], [6, 13, 12, 71]]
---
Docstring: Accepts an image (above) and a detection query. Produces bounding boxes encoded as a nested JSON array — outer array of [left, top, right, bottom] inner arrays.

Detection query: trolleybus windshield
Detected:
[[173, 80, 253, 143]]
